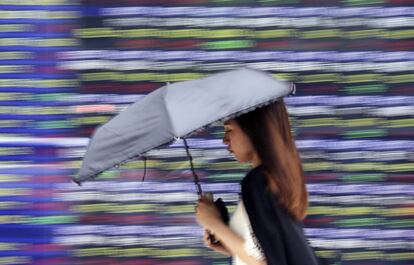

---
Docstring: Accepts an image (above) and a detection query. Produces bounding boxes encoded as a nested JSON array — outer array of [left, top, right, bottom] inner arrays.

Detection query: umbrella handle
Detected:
[[203, 193, 218, 244], [203, 192, 230, 245]]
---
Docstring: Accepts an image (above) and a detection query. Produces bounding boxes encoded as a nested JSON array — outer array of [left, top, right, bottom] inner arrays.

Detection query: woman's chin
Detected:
[[235, 157, 249, 164]]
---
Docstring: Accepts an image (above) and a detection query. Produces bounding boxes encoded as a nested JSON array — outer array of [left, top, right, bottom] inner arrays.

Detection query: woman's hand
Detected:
[[203, 229, 231, 256], [195, 195, 223, 231]]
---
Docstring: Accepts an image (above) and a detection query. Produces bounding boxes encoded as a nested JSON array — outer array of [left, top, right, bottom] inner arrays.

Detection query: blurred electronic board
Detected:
[[0, 0, 413, 264]]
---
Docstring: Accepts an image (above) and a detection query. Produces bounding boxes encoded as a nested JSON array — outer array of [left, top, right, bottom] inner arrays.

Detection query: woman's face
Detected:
[[223, 119, 258, 165]]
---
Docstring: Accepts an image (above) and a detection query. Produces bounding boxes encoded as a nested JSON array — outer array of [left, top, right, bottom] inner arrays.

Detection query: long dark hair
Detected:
[[235, 99, 308, 221]]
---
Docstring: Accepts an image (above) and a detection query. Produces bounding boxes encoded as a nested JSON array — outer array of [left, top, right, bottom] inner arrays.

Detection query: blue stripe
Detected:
[[0, 129, 77, 136], [0, 5, 80, 11], [0, 251, 69, 257], [0, 224, 64, 229], [0, 60, 57, 65], [0, 101, 79, 106], [0, 19, 77, 24], [0, 210, 71, 215], [0, 88, 74, 93], [0, 33, 71, 38], [0, 168, 74, 174], [0, 74, 76, 79], [0, 238, 52, 243], [0, 114, 76, 119], [0, 155, 74, 162], [0, 197, 59, 202], [0, 47, 77, 51], [0, 183, 63, 188]]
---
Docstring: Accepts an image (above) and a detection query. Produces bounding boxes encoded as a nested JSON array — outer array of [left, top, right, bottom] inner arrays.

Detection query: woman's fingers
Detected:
[[203, 230, 213, 247], [203, 230, 210, 242]]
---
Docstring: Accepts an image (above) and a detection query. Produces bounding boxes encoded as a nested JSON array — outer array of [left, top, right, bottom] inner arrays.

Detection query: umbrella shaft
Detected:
[[183, 138, 203, 196]]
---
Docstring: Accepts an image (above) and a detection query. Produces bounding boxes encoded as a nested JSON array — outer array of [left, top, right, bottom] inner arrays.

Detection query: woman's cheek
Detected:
[[235, 152, 247, 163]]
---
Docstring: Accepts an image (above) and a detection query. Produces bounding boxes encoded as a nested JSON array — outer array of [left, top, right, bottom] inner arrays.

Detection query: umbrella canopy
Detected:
[[74, 68, 295, 185]]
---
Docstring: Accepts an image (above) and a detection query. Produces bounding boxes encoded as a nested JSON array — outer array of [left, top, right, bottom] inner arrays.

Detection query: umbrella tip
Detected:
[[72, 179, 82, 186]]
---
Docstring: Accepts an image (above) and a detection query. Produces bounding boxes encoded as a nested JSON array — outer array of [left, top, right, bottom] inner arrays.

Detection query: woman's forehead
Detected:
[[223, 119, 234, 125]]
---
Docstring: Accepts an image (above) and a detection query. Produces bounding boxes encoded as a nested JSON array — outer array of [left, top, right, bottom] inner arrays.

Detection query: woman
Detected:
[[195, 99, 320, 265]]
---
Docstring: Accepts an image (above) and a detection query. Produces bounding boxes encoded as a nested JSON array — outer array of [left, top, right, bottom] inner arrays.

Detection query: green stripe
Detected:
[[342, 174, 386, 182], [344, 84, 387, 94], [200, 40, 254, 50], [343, 0, 384, 6], [343, 129, 387, 138], [37, 120, 75, 129], [25, 216, 77, 224]]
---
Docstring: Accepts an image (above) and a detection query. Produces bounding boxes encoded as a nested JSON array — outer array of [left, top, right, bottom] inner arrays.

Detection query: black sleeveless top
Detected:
[[241, 166, 322, 265]]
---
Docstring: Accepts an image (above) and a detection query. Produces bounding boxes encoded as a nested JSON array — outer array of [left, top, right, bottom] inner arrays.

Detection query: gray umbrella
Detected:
[[74, 68, 295, 193]]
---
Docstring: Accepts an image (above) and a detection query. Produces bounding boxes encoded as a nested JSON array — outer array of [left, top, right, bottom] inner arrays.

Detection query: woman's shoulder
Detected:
[[241, 165, 267, 188], [240, 165, 285, 214], [241, 167, 302, 226]]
